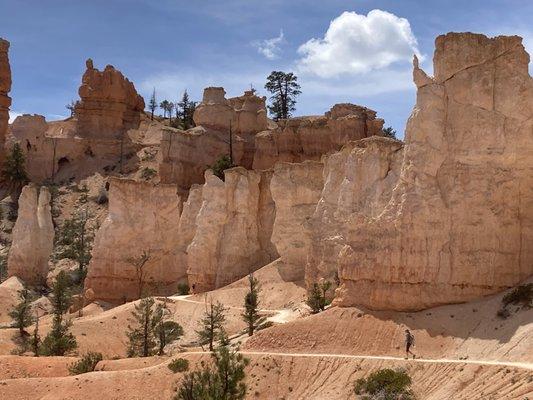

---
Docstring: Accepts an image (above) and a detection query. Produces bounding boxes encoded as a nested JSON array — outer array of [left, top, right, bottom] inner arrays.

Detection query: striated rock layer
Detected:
[[7, 185, 54, 285], [187, 168, 278, 292], [84, 178, 183, 303], [75, 59, 145, 140], [252, 104, 383, 170], [331, 33, 533, 310], [0, 38, 11, 164]]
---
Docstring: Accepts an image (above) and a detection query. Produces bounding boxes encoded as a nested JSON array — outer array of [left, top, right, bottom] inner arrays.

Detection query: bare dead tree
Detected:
[[127, 250, 151, 299]]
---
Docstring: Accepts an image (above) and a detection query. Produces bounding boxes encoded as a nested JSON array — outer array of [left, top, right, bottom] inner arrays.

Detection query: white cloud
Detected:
[[297, 9, 421, 78], [8, 111, 22, 123], [253, 30, 285, 60]]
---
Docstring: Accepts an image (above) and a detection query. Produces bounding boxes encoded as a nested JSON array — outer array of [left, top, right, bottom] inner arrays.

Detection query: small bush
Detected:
[[141, 167, 157, 180], [209, 155, 232, 181], [177, 282, 190, 295], [502, 284, 532, 308], [168, 358, 189, 373], [68, 351, 102, 375], [354, 368, 414, 399]]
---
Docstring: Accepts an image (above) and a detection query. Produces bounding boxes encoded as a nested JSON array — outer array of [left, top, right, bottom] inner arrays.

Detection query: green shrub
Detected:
[[209, 155, 232, 181], [502, 284, 532, 308], [306, 281, 332, 314], [68, 352, 103, 375], [177, 282, 190, 295], [141, 167, 157, 180], [354, 368, 414, 399], [168, 358, 189, 373]]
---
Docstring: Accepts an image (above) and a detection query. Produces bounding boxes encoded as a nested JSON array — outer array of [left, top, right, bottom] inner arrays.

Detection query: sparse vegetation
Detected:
[[498, 283, 532, 318], [306, 280, 332, 314], [0, 253, 8, 283], [196, 301, 227, 351], [141, 167, 157, 180], [354, 368, 414, 400], [209, 155, 232, 181], [168, 358, 189, 373], [2, 143, 29, 193], [382, 126, 397, 139], [68, 351, 103, 375], [241, 274, 265, 336], [265, 71, 301, 121], [40, 271, 77, 356], [148, 88, 158, 121], [175, 341, 248, 400], [55, 208, 94, 286], [127, 249, 151, 299], [126, 298, 182, 357], [177, 282, 190, 295], [9, 288, 34, 338]]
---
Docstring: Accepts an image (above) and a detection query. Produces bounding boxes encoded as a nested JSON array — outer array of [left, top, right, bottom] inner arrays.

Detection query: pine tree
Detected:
[[2, 143, 29, 192], [264, 71, 301, 120], [176, 341, 249, 400], [241, 274, 265, 336], [177, 90, 196, 130], [154, 302, 183, 355], [148, 88, 158, 121], [382, 126, 397, 139], [40, 271, 77, 356], [306, 280, 332, 314], [8, 288, 33, 338], [196, 301, 227, 351], [126, 297, 159, 357]]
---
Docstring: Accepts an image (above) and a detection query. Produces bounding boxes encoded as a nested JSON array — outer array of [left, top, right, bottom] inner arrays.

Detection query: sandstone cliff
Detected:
[[7, 185, 54, 285], [331, 33, 533, 310], [84, 178, 182, 303], [252, 104, 383, 170], [0, 38, 11, 164], [270, 161, 324, 282], [187, 168, 277, 291], [75, 59, 145, 139]]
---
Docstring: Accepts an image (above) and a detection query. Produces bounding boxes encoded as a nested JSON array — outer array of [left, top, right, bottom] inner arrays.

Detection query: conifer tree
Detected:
[[9, 288, 33, 338], [2, 143, 29, 192], [264, 71, 301, 120], [154, 302, 183, 355], [126, 297, 159, 357], [148, 88, 158, 121], [241, 274, 265, 336], [196, 301, 227, 351]]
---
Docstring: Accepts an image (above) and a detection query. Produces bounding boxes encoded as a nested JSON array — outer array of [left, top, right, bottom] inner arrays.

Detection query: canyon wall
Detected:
[[270, 161, 324, 282], [75, 59, 145, 139], [187, 167, 277, 292], [7, 185, 54, 285], [252, 104, 384, 170], [0, 38, 11, 164], [332, 33, 533, 310], [84, 178, 183, 303]]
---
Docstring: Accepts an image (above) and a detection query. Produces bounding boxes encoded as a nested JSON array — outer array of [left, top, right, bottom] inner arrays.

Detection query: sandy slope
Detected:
[[1, 352, 531, 400]]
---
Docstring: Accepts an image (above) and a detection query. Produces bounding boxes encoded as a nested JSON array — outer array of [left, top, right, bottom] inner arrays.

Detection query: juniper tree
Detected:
[[241, 274, 265, 336], [196, 301, 227, 351], [264, 71, 301, 120], [40, 271, 77, 356], [9, 288, 34, 338]]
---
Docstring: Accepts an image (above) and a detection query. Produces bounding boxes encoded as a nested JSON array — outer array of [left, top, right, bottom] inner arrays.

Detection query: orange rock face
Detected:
[[330, 33, 533, 310], [75, 59, 145, 139], [252, 104, 384, 170], [0, 38, 11, 163]]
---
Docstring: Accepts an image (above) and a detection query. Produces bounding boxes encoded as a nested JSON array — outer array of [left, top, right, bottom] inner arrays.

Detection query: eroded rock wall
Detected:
[[187, 168, 277, 291], [7, 185, 54, 285], [253, 104, 383, 170], [0, 38, 11, 164], [333, 33, 533, 310], [270, 161, 324, 281], [75, 59, 145, 140], [84, 178, 182, 303]]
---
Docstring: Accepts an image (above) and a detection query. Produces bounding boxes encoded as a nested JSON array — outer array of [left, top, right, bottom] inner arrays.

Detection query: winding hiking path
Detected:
[[168, 296, 533, 372], [178, 350, 533, 371]]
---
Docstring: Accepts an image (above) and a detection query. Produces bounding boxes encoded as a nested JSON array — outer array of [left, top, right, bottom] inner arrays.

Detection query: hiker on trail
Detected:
[[405, 329, 416, 359]]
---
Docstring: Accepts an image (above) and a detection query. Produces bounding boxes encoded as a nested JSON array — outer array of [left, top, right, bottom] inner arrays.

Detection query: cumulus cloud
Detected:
[[253, 30, 285, 60], [297, 10, 421, 77]]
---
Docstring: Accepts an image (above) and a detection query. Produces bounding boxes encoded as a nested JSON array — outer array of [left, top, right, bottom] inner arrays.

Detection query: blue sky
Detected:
[[1, 0, 532, 137]]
